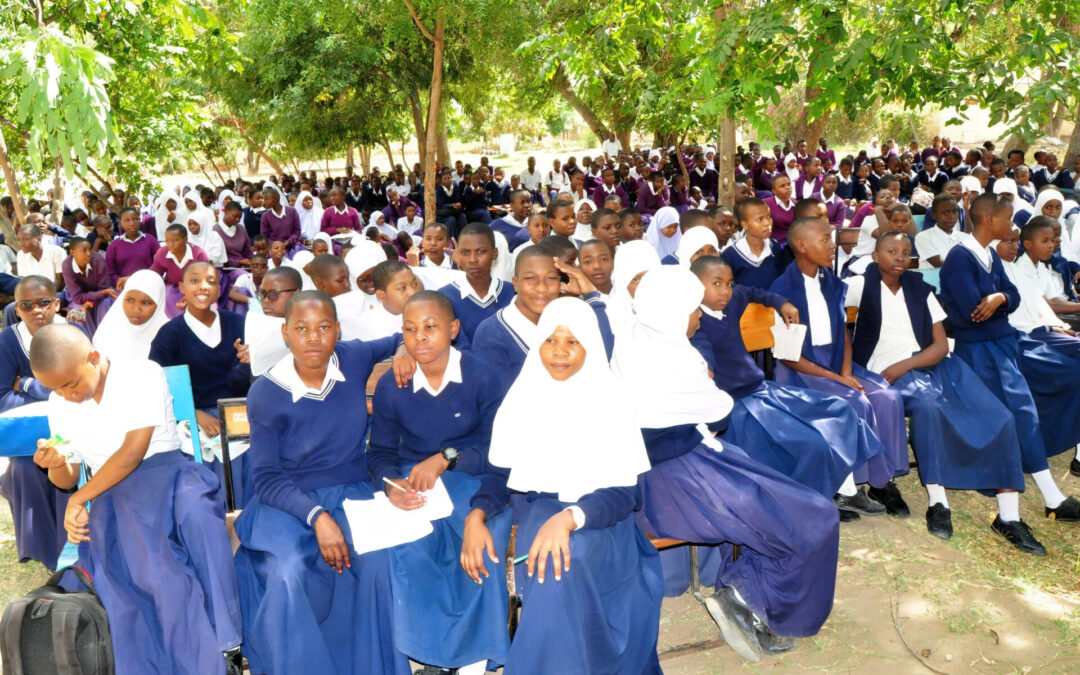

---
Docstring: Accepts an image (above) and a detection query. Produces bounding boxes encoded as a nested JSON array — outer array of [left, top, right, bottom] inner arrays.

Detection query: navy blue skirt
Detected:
[[388, 469, 511, 668], [79, 451, 241, 675], [234, 481, 411, 675], [895, 359, 1025, 490], [724, 380, 884, 498], [507, 495, 663, 675], [0, 457, 71, 569], [775, 346, 909, 487], [1018, 332, 1080, 458], [953, 335, 1049, 473], [636, 442, 838, 637]]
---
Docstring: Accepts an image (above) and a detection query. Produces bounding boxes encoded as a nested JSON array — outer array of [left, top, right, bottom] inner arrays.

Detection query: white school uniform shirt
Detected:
[[958, 233, 992, 270], [397, 215, 424, 233], [412, 347, 463, 397], [546, 170, 568, 191], [914, 226, 966, 269], [519, 168, 543, 191], [233, 273, 262, 315], [601, 138, 623, 158], [0, 244, 16, 274], [16, 243, 65, 278], [732, 237, 773, 265], [266, 351, 346, 403], [183, 309, 222, 348], [1002, 257, 1068, 333], [803, 272, 834, 346], [47, 359, 181, 473], [844, 274, 947, 373]]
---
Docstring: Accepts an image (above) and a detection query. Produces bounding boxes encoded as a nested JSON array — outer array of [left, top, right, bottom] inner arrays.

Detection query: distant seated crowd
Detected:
[[0, 134, 1079, 675]]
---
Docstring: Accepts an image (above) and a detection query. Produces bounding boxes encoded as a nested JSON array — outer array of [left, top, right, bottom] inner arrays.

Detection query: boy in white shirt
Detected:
[[914, 194, 965, 269]]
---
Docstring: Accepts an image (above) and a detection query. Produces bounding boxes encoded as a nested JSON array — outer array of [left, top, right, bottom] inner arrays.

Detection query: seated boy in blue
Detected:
[[234, 291, 410, 674], [770, 218, 911, 520], [471, 245, 613, 388], [436, 223, 515, 343], [149, 262, 252, 506], [847, 231, 1028, 541], [940, 194, 1080, 555], [369, 291, 511, 675], [0, 276, 77, 569], [689, 256, 884, 503], [721, 198, 787, 290], [464, 297, 663, 675], [489, 189, 533, 251], [30, 324, 242, 674]]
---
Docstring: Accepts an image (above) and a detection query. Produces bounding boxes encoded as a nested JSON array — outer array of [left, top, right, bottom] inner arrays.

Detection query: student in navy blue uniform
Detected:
[[614, 266, 838, 662], [435, 170, 467, 237], [490, 189, 533, 251], [471, 246, 613, 388], [722, 198, 788, 290], [460, 171, 493, 224], [770, 218, 911, 519], [689, 257, 884, 501], [31, 324, 242, 675], [436, 223, 515, 342], [149, 262, 252, 506], [234, 291, 410, 674], [1032, 153, 1069, 190], [0, 276, 76, 569], [847, 232, 1028, 539], [465, 297, 662, 674], [940, 194, 1080, 554], [917, 156, 950, 195], [369, 292, 510, 674]]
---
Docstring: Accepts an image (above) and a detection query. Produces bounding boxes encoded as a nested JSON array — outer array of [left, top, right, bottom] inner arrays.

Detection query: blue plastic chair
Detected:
[[918, 268, 942, 293]]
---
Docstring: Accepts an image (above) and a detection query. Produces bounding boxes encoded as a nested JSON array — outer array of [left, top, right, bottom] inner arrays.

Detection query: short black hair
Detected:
[[1021, 217, 1057, 242], [689, 254, 729, 278], [372, 259, 411, 291], [679, 209, 711, 233], [403, 290, 455, 321], [578, 238, 613, 256], [968, 193, 1011, 227], [514, 244, 555, 276], [618, 207, 640, 223], [458, 222, 496, 248], [734, 197, 766, 223], [252, 233, 270, 245], [285, 290, 337, 322], [224, 201, 244, 213], [877, 175, 900, 191], [1007, 149, 1025, 161], [182, 261, 218, 283], [118, 206, 138, 219], [309, 254, 347, 280], [590, 207, 618, 228], [793, 198, 825, 219], [15, 275, 56, 296], [423, 221, 449, 237], [546, 199, 574, 218], [539, 235, 577, 259], [265, 265, 302, 288], [69, 236, 90, 249], [787, 216, 829, 245], [165, 223, 187, 238], [875, 230, 910, 251]]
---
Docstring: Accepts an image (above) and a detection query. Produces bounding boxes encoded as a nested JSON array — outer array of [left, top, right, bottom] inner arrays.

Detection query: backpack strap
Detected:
[[1, 599, 29, 675], [51, 606, 84, 675]]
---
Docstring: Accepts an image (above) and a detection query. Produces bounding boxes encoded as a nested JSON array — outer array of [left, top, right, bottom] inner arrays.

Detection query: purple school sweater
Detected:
[[150, 245, 209, 286], [764, 196, 796, 244], [320, 206, 362, 235], [62, 253, 114, 306], [105, 233, 160, 284], [592, 184, 629, 207], [636, 183, 669, 216], [260, 206, 301, 248], [382, 197, 419, 224], [215, 224, 252, 265]]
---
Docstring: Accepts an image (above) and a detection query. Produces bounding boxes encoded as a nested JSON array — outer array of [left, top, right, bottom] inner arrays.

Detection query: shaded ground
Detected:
[[2, 454, 1078, 673]]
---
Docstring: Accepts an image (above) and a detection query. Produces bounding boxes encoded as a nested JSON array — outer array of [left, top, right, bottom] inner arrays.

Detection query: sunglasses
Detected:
[[15, 298, 57, 311], [257, 288, 299, 302]]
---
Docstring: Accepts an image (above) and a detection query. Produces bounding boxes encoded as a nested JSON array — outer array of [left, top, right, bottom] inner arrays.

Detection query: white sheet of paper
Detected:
[[770, 322, 807, 361], [343, 477, 455, 555], [245, 312, 288, 377]]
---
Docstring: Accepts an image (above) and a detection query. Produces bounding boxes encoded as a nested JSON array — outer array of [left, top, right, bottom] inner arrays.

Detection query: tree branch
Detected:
[[401, 0, 436, 42], [0, 116, 30, 141]]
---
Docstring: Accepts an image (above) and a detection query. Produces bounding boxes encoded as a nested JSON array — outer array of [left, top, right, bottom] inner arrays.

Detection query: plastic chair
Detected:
[[216, 398, 249, 513]]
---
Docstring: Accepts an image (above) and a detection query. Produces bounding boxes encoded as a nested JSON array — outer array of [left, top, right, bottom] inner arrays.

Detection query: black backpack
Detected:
[[0, 566, 113, 674]]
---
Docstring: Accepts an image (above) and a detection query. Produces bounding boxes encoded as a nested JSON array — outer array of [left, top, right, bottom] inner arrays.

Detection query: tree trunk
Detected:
[[0, 130, 26, 237], [1000, 133, 1030, 158], [798, 109, 830, 156], [50, 156, 64, 226], [616, 128, 632, 154], [423, 17, 446, 224], [714, 3, 737, 209], [408, 90, 427, 164], [246, 148, 256, 173], [346, 146, 355, 171], [360, 146, 371, 176], [380, 137, 395, 169], [1065, 102, 1080, 167], [551, 63, 611, 141], [258, 148, 285, 176], [436, 117, 451, 171]]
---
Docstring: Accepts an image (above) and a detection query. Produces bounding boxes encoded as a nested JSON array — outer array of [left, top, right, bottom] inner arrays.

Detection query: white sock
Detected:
[[458, 661, 487, 675], [925, 484, 948, 508], [996, 492, 1020, 523], [1031, 470, 1066, 509], [838, 474, 857, 497]]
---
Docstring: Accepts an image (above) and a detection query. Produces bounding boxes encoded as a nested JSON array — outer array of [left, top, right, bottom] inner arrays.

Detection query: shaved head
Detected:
[[786, 217, 830, 245], [29, 324, 92, 379]]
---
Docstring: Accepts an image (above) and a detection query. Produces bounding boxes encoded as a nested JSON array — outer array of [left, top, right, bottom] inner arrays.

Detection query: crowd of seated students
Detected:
[[2, 136, 1080, 674]]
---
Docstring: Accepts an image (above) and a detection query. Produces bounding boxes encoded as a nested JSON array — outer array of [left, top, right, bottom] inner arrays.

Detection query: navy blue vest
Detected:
[[851, 264, 934, 368], [769, 262, 847, 372]]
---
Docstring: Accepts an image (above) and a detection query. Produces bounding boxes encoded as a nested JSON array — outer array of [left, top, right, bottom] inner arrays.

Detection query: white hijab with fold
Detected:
[[92, 270, 168, 360], [674, 226, 719, 267], [186, 206, 226, 266], [154, 192, 185, 242], [783, 153, 801, 183], [608, 239, 662, 334], [644, 206, 681, 258], [295, 190, 323, 240], [489, 297, 651, 501]]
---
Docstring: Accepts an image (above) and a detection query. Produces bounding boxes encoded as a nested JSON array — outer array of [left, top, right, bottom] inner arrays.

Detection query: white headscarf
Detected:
[[369, 211, 398, 240], [1034, 189, 1065, 223], [644, 206, 682, 258], [186, 206, 226, 266], [867, 137, 880, 158], [674, 226, 719, 267], [215, 189, 238, 223], [573, 198, 598, 241], [154, 193, 185, 242], [783, 153, 801, 183], [960, 176, 982, 195], [993, 178, 1024, 216], [92, 270, 168, 360], [345, 239, 389, 291], [612, 265, 733, 429], [489, 297, 651, 502], [608, 240, 662, 334], [311, 231, 334, 254], [286, 250, 316, 290], [295, 190, 323, 240]]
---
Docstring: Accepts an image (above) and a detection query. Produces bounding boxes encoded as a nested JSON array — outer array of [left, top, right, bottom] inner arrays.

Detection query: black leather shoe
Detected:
[[1070, 456, 1080, 477], [834, 487, 887, 517], [1046, 495, 1080, 522], [704, 586, 764, 662], [838, 507, 861, 522], [753, 618, 797, 655], [925, 504, 952, 539], [991, 517, 1046, 556], [223, 647, 244, 675], [868, 481, 911, 518]]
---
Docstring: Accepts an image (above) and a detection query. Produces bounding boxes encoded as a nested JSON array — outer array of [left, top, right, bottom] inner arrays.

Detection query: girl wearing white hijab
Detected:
[[866, 137, 881, 158], [607, 239, 661, 333], [612, 266, 839, 661], [334, 240, 389, 340], [285, 249, 316, 291], [671, 226, 719, 267], [214, 189, 238, 224], [571, 199, 597, 243], [92, 269, 169, 360], [185, 205, 227, 267], [644, 205, 681, 259], [368, 211, 398, 243], [473, 297, 662, 674], [154, 192, 186, 242], [782, 154, 801, 184], [294, 190, 323, 242]]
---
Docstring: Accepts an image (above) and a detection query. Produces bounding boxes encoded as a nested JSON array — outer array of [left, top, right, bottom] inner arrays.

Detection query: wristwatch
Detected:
[[441, 447, 459, 470]]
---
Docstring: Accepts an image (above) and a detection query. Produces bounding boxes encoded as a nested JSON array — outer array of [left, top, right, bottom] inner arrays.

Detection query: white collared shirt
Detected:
[[117, 232, 146, 245], [183, 309, 222, 348], [803, 272, 833, 346], [267, 352, 347, 402], [845, 275, 947, 372], [411, 347, 463, 397], [959, 233, 992, 270], [733, 237, 772, 264], [14, 315, 65, 355], [501, 300, 539, 350], [459, 277, 501, 304], [166, 244, 194, 268], [914, 226, 966, 269], [1003, 257, 1067, 333], [16, 243, 65, 278]]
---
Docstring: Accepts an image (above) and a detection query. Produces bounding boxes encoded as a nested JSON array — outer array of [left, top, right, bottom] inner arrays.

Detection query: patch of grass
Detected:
[[0, 498, 51, 608]]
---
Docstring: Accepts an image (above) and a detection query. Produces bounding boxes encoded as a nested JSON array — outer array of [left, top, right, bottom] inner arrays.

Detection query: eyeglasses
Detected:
[[15, 298, 56, 311], [257, 288, 299, 302]]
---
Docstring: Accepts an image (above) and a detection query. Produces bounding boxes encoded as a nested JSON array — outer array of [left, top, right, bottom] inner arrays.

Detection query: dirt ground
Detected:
[[2, 452, 1078, 674]]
